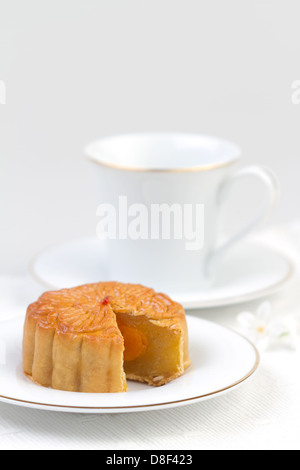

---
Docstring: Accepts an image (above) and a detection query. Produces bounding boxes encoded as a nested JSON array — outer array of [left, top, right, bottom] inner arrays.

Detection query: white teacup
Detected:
[[85, 133, 279, 293]]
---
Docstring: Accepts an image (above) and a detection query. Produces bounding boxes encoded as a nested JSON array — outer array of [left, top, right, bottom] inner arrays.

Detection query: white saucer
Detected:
[[29, 237, 294, 310], [0, 316, 259, 413]]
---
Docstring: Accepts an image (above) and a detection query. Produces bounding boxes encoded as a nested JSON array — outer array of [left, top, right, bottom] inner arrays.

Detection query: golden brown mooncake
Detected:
[[23, 282, 191, 393]]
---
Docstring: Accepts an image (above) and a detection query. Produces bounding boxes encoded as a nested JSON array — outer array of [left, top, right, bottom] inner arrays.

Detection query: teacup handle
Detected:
[[206, 165, 280, 277]]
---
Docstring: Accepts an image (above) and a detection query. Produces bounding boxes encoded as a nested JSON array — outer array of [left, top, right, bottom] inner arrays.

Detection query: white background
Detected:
[[1, 1, 300, 451], [0, 0, 300, 274]]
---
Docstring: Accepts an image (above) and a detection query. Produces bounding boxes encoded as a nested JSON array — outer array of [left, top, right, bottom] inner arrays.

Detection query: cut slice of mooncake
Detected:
[[23, 282, 191, 393]]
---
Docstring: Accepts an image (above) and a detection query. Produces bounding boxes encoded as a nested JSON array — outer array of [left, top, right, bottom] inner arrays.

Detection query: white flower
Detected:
[[237, 302, 297, 351], [294, 312, 300, 336]]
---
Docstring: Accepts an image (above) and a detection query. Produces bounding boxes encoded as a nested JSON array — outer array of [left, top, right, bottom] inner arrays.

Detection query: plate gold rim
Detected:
[[0, 320, 260, 412]]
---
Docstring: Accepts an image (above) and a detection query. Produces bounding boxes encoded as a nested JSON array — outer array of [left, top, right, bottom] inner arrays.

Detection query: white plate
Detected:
[[0, 316, 259, 413], [29, 237, 294, 310]]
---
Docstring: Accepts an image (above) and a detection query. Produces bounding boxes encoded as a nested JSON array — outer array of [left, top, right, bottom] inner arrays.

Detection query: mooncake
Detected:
[[23, 282, 191, 393]]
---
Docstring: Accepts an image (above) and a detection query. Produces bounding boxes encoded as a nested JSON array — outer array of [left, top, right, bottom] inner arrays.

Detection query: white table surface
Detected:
[[0, 224, 300, 450]]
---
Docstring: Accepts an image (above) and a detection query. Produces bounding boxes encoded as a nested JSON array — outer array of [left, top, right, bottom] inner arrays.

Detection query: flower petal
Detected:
[[269, 321, 288, 338], [237, 312, 256, 328], [257, 301, 272, 323]]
